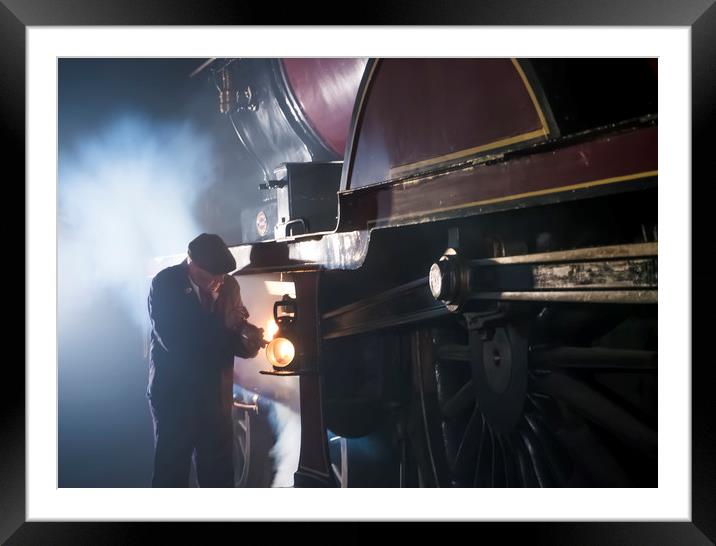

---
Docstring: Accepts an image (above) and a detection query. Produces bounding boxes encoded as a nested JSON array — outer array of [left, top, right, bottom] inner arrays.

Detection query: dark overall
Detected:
[[147, 261, 247, 487]]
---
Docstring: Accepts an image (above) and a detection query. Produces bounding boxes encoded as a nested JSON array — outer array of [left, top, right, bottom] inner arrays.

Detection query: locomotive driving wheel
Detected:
[[406, 302, 657, 487]]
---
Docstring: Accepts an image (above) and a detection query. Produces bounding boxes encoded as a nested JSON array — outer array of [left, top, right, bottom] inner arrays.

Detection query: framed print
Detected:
[[5, 0, 714, 543]]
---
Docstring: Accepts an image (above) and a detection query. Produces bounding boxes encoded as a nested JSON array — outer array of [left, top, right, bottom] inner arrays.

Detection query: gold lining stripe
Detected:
[[389, 129, 546, 178], [511, 58, 550, 136], [387, 59, 551, 179], [368, 170, 658, 227]]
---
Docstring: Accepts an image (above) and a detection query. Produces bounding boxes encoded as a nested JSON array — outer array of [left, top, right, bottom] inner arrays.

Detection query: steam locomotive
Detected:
[[174, 58, 658, 487]]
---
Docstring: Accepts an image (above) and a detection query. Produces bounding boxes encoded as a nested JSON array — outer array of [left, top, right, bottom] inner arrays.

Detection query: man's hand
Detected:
[[239, 322, 268, 358]]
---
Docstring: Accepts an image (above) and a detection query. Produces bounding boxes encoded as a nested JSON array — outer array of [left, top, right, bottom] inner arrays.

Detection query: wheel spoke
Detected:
[[514, 434, 538, 487], [436, 344, 471, 363], [523, 412, 571, 486], [493, 433, 507, 487], [531, 346, 657, 371], [526, 392, 551, 412], [442, 380, 476, 418], [499, 435, 519, 488], [528, 386, 633, 486], [554, 417, 631, 486], [233, 427, 247, 486], [454, 405, 483, 483], [473, 415, 491, 486], [236, 417, 248, 433], [488, 426, 497, 487], [518, 425, 554, 487], [534, 372, 656, 455]]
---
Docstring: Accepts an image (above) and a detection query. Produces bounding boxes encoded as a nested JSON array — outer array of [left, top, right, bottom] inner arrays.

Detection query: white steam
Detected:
[[268, 401, 302, 487], [59, 115, 215, 327]]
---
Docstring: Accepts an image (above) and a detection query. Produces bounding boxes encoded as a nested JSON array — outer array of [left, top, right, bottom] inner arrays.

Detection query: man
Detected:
[[147, 233, 266, 487]]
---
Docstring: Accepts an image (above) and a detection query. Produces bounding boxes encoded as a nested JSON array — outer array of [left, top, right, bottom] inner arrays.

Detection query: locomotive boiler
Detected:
[[173, 58, 658, 487]]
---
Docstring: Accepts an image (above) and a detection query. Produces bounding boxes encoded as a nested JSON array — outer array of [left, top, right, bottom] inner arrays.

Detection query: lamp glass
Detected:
[[266, 337, 295, 368]]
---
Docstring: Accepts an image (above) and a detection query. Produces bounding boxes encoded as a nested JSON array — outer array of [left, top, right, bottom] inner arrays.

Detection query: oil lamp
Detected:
[[262, 294, 298, 374]]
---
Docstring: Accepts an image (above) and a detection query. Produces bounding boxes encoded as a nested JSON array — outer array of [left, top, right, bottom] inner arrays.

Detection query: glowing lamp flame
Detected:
[[266, 337, 295, 368], [266, 318, 279, 340]]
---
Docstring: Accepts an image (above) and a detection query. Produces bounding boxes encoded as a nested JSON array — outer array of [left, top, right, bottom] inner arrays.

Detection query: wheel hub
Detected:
[[483, 328, 512, 395], [466, 314, 528, 436]]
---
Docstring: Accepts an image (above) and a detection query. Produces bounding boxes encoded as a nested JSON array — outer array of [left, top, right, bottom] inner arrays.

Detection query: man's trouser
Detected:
[[148, 393, 234, 487]]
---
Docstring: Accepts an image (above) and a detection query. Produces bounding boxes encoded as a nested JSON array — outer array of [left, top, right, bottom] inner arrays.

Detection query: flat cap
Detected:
[[187, 233, 236, 274]]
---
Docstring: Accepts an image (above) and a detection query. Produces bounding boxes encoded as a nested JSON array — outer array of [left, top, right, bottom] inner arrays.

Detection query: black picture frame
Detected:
[[5, 1, 714, 543]]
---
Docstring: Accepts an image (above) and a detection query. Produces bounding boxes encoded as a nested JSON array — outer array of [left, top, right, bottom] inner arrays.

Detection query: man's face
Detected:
[[188, 262, 225, 293]]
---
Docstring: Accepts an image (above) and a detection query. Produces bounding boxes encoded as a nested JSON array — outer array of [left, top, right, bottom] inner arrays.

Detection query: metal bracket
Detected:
[[258, 179, 287, 190], [463, 309, 507, 333], [233, 400, 259, 415]]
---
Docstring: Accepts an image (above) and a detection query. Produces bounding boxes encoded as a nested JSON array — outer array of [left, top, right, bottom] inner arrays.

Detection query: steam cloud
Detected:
[[268, 401, 302, 487], [59, 115, 214, 328]]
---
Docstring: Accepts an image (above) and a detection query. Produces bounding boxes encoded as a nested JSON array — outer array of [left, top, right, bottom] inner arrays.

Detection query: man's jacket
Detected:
[[147, 260, 253, 411]]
